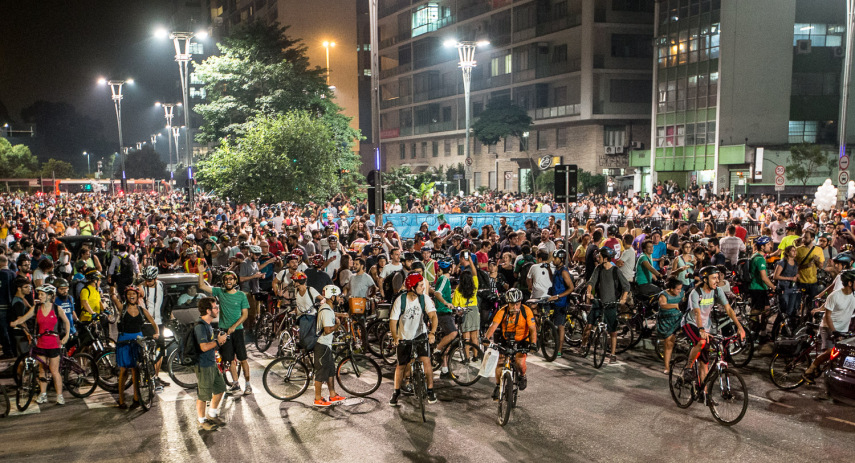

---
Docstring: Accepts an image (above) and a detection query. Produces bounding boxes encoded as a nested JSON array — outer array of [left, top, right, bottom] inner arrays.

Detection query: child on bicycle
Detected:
[[483, 288, 537, 401]]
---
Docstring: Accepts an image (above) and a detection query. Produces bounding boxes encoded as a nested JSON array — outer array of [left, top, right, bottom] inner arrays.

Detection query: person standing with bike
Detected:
[[389, 272, 438, 407], [139, 266, 170, 388], [313, 285, 347, 407], [582, 247, 630, 364], [111, 287, 158, 409], [547, 249, 575, 358], [802, 269, 855, 383], [657, 278, 684, 374], [682, 266, 745, 394], [483, 288, 536, 400], [10, 284, 70, 405], [193, 297, 229, 431], [430, 258, 457, 378], [196, 262, 253, 395], [452, 253, 480, 354]]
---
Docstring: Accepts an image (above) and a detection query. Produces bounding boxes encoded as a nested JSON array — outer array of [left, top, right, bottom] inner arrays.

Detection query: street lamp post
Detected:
[[98, 77, 133, 191], [323, 41, 336, 86], [83, 151, 90, 176], [446, 40, 489, 194], [155, 102, 181, 179], [151, 134, 158, 149]]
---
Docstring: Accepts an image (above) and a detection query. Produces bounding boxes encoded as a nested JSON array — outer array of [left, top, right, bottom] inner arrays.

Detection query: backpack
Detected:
[[117, 255, 134, 285], [299, 305, 332, 351], [590, 265, 622, 301], [49, 303, 67, 340], [181, 321, 202, 366], [382, 269, 405, 302], [498, 305, 534, 342], [551, 265, 571, 307]]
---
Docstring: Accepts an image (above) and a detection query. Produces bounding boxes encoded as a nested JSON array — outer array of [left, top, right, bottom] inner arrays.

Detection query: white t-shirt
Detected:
[[822, 289, 855, 332], [323, 249, 341, 278], [141, 281, 165, 325], [317, 304, 336, 347], [295, 286, 320, 316], [380, 262, 404, 279], [527, 263, 553, 299], [618, 248, 636, 283], [390, 293, 436, 340]]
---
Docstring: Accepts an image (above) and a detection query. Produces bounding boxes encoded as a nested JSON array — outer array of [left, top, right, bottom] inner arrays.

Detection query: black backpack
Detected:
[[383, 269, 405, 302], [300, 304, 332, 351], [181, 321, 203, 366], [117, 255, 135, 285]]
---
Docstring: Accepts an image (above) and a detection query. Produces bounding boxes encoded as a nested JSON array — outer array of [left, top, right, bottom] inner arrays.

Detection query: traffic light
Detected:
[[368, 186, 384, 214], [83, 184, 93, 192]]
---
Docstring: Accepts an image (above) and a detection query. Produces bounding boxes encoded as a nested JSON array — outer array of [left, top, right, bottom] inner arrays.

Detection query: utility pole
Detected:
[[370, 0, 383, 227]]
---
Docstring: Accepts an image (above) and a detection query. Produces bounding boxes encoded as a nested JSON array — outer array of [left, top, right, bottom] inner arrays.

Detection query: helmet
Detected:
[[54, 278, 69, 288], [36, 284, 56, 296], [607, 225, 619, 236], [833, 252, 854, 265], [453, 226, 464, 234], [142, 266, 159, 280], [124, 286, 142, 297], [85, 269, 103, 281], [505, 288, 523, 303], [462, 239, 471, 248], [786, 222, 799, 230], [437, 258, 454, 270], [414, 232, 425, 241], [323, 285, 341, 298], [404, 272, 424, 291], [71, 273, 85, 283], [842, 244, 855, 253], [754, 236, 772, 247], [599, 246, 617, 259], [184, 247, 197, 255], [292, 272, 308, 282], [697, 265, 720, 279], [403, 252, 416, 262], [651, 227, 662, 236], [249, 245, 262, 254], [841, 269, 855, 285], [221, 271, 238, 282], [292, 248, 304, 257], [552, 249, 567, 261], [286, 253, 300, 262], [311, 254, 326, 268]]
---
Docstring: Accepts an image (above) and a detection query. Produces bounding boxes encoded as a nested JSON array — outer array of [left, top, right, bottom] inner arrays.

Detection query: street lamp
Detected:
[[98, 77, 133, 190], [445, 39, 489, 193], [323, 40, 336, 86], [83, 151, 90, 176], [155, 101, 181, 179], [172, 126, 183, 181]]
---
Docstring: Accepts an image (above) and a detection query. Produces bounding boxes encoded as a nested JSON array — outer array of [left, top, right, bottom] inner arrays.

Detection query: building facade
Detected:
[[376, 0, 654, 193]]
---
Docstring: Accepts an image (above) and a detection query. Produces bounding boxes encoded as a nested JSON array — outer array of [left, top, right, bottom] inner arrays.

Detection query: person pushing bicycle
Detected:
[[483, 288, 536, 401]]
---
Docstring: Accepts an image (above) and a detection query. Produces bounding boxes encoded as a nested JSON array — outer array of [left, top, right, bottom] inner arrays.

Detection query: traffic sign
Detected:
[[775, 176, 785, 185], [839, 170, 850, 184], [453, 174, 463, 180], [775, 165, 785, 176], [465, 157, 473, 166], [504, 172, 512, 180], [841, 155, 850, 170], [464, 164, 473, 180]]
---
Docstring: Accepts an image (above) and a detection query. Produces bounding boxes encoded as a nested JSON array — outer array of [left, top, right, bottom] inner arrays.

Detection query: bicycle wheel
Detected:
[[221, 360, 242, 387], [593, 330, 607, 369], [497, 371, 514, 426], [96, 349, 131, 393], [138, 360, 156, 411], [379, 331, 397, 366], [769, 351, 810, 390], [727, 334, 754, 368], [707, 368, 749, 426], [254, 314, 274, 353], [365, 320, 386, 358], [668, 356, 695, 409], [615, 316, 635, 354], [15, 364, 36, 412], [564, 314, 585, 347], [540, 321, 558, 361], [448, 341, 483, 387], [166, 349, 197, 389], [262, 356, 310, 401], [63, 353, 99, 398], [413, 363, 426, 422], [0, 384, 9, 418], [336, 355, 382, 397]]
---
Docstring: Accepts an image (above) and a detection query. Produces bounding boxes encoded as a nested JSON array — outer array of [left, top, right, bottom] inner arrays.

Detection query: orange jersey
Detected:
[[492, 304, 535, 342]]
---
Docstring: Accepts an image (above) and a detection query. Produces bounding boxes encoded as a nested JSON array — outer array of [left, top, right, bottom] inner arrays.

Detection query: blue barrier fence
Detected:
[[370, 213, 561, 238]]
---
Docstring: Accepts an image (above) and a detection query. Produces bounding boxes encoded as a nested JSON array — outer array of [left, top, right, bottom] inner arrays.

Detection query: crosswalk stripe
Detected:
[[528, 356, 573, 370]]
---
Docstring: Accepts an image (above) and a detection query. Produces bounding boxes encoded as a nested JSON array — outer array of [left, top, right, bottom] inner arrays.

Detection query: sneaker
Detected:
[[518, 375, 528, 391], [426, 390, 437, 404], [556, 351, 563, 358], [243, 383, 253, 395], [156, 377, 171, 387], [389, 391, 401, 406], [492, 384, 500, 401], [227, 383, 241, 394], [329, 395, 346, 403], [314, 398, 333, 407], [401, 384, 414, 396], [206, 415, 227, 427], [439, 371, 452, 379], [440, 366, 449, 374], [609, 355, 617, 364], [198, 420, 218, 431], [56, 395, 65, 405], [36, 393, 47, 404]]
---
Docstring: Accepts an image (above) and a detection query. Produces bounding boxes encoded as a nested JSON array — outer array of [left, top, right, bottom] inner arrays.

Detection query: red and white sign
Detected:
[[839, 170, 849, 185], [840, 155, 850, 170], [775, 176, 785, 186], [775, 165, 785, 176], [465, 157, 473, 166]]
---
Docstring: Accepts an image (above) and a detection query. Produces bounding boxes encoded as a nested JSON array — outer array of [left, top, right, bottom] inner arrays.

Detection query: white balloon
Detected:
[[848, 180, 855, 200]]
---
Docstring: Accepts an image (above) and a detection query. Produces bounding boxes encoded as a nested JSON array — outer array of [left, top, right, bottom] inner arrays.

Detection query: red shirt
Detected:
[[735, 226, 747, 243]]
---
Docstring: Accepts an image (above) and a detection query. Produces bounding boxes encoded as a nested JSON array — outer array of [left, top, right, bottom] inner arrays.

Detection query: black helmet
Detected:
[[841, 269, 855, 285], [53, 278, 69, 288], [552, 249, 567, 261], [607, 225, 619, 236], [697, 265, 720, 279], [599, 246, 617, 259]]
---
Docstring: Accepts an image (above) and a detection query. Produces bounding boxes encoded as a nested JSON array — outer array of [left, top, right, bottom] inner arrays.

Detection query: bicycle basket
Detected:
[[773, 337, 806, 357]]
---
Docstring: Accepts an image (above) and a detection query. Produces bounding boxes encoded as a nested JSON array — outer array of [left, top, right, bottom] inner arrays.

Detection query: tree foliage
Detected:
[[472, 98, 533, 146], [40, 159, 75, 179], [579, 169, 607, 195], [196, 111, 340, 203], [119, 146, 167, 179], [0, 138, 38, 177], [787, 144, 836, 186]]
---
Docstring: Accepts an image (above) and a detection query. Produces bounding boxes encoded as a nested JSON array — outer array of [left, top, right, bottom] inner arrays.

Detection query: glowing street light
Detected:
[[323, 40, 336, 86], [98, 77, 133, 189]]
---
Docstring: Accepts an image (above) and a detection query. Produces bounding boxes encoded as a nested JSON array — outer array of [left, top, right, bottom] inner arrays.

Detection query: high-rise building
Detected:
[[375, 0, 654, 193], [635, 0, 855, 195]]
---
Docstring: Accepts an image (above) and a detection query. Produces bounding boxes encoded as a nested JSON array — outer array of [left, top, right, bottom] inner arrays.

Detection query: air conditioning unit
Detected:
[[614, 145, 625, 154], [834, 46, 845, 58], [796, 39, 812, 54], [631, 141, 644, 150], [605, 146, 617, 155]]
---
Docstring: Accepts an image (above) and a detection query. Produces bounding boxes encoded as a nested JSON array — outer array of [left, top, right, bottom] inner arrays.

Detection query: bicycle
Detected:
[[429, 307, 483, 387], [526, 297, 559, 362], [167, 327, 243, 390], [333, 316, 383, 397], [399, 337, 431, 422], [133, 335, 158, 411], [493, 340, 529, 426], [769, 323, 852, 390], [579, 302, 622, 369], [668, 334, 749, 426]]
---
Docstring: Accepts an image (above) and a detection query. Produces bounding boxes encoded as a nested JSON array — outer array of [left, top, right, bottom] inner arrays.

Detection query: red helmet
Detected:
[[292, 272, 307, 282], [311, 254, 326, 267], [292, 248, 304, 257], [462, 239, 471, 248], [404, 272, 424, 291]]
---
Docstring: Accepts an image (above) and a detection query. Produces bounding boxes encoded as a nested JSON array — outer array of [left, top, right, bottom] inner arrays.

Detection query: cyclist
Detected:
[[746, 236, 775, 318], [682, 266, 746, 391], [196, 261, 253, 395], [313, 285, 347, 407], [139, 266, 170, 388], [389, 272, 438, 407], [483, 288, 536, 400], [52, 278, 77, 341], [430, 258, 456, 378], [547, 249, 575, 357], [78, 269, 103, 323], [802, 269, 855, 383], [582, 246, 630, 364], [111, 286, 159, 409], [292, 272, 321, 317]]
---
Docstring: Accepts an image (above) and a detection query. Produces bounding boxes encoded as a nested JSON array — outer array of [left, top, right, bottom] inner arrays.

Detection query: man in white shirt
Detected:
[[719, 225, 745, 265], [538, 229, 556, 256], [321, 235, 342, 278], [389, 273, 438, 406], [616, 234, 636, 283], [527, 251, 553, 299], [804, 270, 855, 382]]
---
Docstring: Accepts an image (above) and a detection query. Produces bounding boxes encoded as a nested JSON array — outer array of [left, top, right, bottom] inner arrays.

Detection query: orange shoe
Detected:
[[329, 395, 346, 403], [314, 398, 333, 407]]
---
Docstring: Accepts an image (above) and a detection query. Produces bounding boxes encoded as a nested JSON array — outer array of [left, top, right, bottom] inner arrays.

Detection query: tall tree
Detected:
[[0, 138, 38, 177], [787, 144, 836, 186], [472, 98, 533, 146], [40, 159, 75, 179]]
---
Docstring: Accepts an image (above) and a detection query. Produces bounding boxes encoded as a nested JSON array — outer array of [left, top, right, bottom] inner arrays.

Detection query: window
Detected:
[[604, 125, 625, 147], [612, 0, 654, 12], [792, 72, 840, 96], [488, 171, 497, 190], [554, 86, 568, 106], [474, 172, 482, 188], [556, 127, 568, 148], [411, 143, 417, 159], [488, 144, 497, 154], [412, 3, 440, 37], [610, 79, 652, 103], [789, 121, 819, 144], [400, 143, 406, 160], [537, 130, 549, 150], [612, 34, 652, 58], [458, 140, 464, 155], [189, 42, 204, 55], [552, 44, 568, 63], [432, 141, 439, 157], [794, 23, 845, 47], [444, 140, 452, 156], [473, 138, 482, 155], [504, 136, 515, 152], [491, 53, 512, 76], [421, 141, 428, 158]]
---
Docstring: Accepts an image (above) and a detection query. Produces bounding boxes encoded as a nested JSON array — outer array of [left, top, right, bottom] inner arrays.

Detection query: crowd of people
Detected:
[[1, 185, 854, 429]]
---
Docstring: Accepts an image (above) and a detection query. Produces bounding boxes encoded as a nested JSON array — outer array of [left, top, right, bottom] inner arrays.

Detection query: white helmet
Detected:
[[323, 285, 341, 298]]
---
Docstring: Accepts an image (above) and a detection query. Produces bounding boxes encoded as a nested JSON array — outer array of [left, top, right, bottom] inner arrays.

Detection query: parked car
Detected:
[[825, 335, 855, 406], [58, 235, 104, 261], [159, 273, 206, 325]]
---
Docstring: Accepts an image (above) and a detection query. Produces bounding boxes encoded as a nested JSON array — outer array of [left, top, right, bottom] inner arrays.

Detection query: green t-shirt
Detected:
[[212, 286, 250, 330], [748, 253, 768, 290], [434, 274, 453, 314], [635, 254, 653, 285]]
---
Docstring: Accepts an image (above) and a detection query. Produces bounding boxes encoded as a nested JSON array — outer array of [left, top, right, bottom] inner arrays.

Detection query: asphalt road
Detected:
[[1, 341, 854, 463]]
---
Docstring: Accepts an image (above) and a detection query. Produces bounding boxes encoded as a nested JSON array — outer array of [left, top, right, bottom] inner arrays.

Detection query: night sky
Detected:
[[0, 0, 199, 149]]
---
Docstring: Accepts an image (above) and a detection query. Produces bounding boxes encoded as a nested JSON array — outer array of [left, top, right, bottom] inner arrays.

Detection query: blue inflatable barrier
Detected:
[[368, 213, 562, 238]]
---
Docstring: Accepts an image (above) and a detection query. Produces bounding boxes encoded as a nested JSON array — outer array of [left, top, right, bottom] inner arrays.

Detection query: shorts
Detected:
[[586, 303, 618, 333], [748, 290, 769, 315], [313, 343, 335, 382], [436, 313, 458, 336], [459, 306, 480, 333], [34, 347, 60, 359], [195, 364, 227, 401], [551, 305, 567, 326], [683, 323, 710, 364], [396, 334, 431, 365], [116, 332, 142, 368], [820, 326, 835, 350], [219, 328, 247, 362]]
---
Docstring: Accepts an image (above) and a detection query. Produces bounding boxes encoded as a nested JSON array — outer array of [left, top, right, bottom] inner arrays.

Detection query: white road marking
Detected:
[[7, 403, 41, 416], [749, 394, 795, 409], [527, 356, 573, 370], [84, 390, 117, 409]]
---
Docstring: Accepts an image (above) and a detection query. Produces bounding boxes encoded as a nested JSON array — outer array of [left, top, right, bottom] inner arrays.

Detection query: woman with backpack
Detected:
[[451, 253, 480, 353], [111, 286, 158, 409]]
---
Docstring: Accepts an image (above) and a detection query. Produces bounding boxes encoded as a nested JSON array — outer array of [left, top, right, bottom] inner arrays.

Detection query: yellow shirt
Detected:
[[795, 245, 824, 284], [79, 285, 102, 322], [778, 234, 799, 251], [451, 275, 479, 307]]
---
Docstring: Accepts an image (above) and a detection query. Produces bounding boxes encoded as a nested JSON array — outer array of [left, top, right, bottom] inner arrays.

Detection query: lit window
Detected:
[[190, 43, 204, 55], [412, 3, 439, 37]]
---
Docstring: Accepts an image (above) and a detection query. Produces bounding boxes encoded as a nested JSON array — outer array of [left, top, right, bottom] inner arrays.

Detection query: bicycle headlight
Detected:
[[162, 328, 174, 338]]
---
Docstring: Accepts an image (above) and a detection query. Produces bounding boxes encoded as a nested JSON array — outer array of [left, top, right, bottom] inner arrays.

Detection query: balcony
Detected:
[[379, 33, 411, 50], [535, 59, 581, 79], [429, 121, 455, 133], [412, 15, 456, 38], [380, 94, 412, 109], [514, 68, 536, 83], [490, 73, 512, 88], [513, 26, 536, 42], [379, 62, 412, 80], [458, 2, 491, 22], [536, 14, 581, 37], [413, 86, 457, 103], [530, 104, 581, 120], [379, 0, 410, 18]]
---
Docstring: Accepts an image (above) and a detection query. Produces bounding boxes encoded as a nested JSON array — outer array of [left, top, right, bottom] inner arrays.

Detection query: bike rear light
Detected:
[[830, 347, 841, 360]]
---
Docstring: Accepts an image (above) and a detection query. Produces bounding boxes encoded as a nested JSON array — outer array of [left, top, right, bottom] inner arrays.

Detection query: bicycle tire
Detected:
[[668, 355, 695, 409], [0, 384, 9, 418], [15, 363, 36, 412], [379, 331, 397, 366], [96, 349, 131, 393], [138, 358, 155, 411], [12, 354, 24, 388], [727, 334, 754, 368], [365, 320, 387, 358], [166, 349, 197, 389], [497, 371, 513, 426], [707, 368, 749, 426], [769, 351, 810, 390], [413, 363, 426, 422], [615, 316, 635, 354], [593, 330, 607, 369], [540, 321, 559, 362], [64, 353, 99, 398], [262, 356, 310, 401], [336, 355, 382, 397], [448, 341, 483, 387], [564, 314, 585, 347], [222, 361, 242, 387], [254, 313, 275, 353]]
